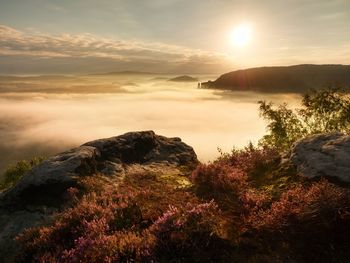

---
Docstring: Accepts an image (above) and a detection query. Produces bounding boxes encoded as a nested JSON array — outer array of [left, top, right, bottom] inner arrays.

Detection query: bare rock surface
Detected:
[[0, 131, 198, 262], [289, 133, 350, 183], [1, 146, 100, 208]]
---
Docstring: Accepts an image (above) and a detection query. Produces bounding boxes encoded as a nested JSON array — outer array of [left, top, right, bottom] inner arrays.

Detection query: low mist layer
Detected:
[[0, 74, 301, 174]]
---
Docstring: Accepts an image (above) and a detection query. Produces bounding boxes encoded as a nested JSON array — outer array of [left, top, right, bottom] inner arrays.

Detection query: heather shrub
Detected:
[[151, 201, 230, 262], [217, 143, 280, 180], [120, 170, 203, 223], [152, 201, 218, 241], [239, 189, 272, 216], [191, 144, 281, 213], [248, 180, 350, 231], [0, 157, 44, 191], [191, 162, 247, 199], [16, 172, 222, 262], [14, 155, 350, 262], [17, 186, 153, 262], [243, 180, 350, 262], [61, 227, 155, 263], [192, 142, 350, 262]]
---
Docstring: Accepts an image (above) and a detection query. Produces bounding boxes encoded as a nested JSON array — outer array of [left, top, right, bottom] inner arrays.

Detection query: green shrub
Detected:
[[259, 88, 350, 150], [0, 157, 44, 191]]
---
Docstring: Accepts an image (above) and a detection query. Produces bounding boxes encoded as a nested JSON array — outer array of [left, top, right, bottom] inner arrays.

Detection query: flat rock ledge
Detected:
[[0, 131, 198, 262], [289, 132, 350, 183]]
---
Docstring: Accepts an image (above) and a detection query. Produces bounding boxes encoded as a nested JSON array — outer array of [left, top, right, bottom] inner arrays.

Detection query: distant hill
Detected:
[[90, 71, 158, 76], [168, 75, 198, 82], [0, 75, 77, 81], [202, 64, 350, 93]]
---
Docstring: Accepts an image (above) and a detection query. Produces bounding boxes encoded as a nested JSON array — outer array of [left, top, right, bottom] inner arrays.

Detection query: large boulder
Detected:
[[289, 133, 350, 183], [1, 131, 197, 208], [0, 131, 198, 262]]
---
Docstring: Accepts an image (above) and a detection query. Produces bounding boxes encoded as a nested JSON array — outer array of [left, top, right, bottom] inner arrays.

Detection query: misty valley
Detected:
[[0, 73, 301, 174]]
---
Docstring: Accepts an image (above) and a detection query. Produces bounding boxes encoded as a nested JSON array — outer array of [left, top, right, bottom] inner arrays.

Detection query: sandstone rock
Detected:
[[83, 131, 197, 166], [1, 131, 197, 208], [289, 133, 350, 183], [0, 131, 198, 262], [1, 146, 100, 208]]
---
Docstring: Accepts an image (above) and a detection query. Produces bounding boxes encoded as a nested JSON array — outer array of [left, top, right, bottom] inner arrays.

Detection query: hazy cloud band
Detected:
[[0, 25, 231, 74]]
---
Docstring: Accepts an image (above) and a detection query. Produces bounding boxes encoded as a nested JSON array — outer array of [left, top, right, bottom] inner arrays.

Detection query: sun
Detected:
[[230, 23, 252, 47]]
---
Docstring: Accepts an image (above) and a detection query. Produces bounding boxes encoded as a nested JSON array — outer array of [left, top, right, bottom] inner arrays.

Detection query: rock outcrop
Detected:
[[0, 131, 198, 262], [289, 133, 350, 183]]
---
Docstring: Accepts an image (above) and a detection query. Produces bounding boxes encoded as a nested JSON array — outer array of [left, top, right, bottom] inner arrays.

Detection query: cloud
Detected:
[[0, 25, 231, 74]]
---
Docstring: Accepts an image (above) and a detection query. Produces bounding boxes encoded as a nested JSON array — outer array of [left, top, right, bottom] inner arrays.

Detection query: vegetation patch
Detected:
[[0, 157, 44, 192], [259, 88, 350, 150]]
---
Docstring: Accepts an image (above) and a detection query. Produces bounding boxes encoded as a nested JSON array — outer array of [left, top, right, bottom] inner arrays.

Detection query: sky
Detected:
[[0, 0, 349, 74]]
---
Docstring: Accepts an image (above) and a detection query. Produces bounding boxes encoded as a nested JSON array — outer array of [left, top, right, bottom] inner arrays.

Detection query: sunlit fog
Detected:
[[0, 74, 301, 173]]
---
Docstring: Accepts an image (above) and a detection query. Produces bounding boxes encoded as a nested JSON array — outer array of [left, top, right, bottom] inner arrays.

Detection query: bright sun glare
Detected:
[[230, 23, 252, 47]]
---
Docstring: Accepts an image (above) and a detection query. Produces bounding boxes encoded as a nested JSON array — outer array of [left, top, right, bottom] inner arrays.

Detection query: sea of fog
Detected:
[[0, 74, 301, 174]]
